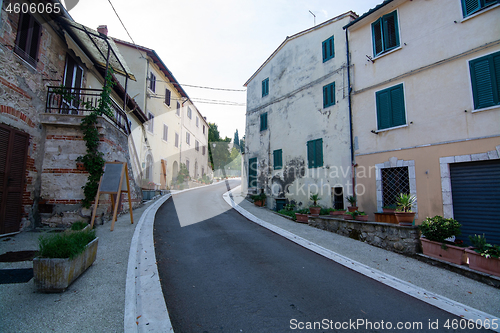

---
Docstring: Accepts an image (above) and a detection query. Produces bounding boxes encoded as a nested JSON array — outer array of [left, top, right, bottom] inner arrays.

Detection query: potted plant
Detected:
[[251, 193, 267, 207], [309, 193, 321, 215], [343, 211, 356, 220], [33, 228, 98, 292], [382, 204, 397, 213], [394, 193, 417, 226], [346, 196, 358, 212], [418, 216, 466, 265], [466, 235, 500, 277], [328, 208, 344, 216], [295, 208, 310, 223], [355, 211, 368, 221]]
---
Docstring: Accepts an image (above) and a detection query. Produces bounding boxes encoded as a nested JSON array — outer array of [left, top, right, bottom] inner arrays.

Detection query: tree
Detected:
[[239, 136, 245, 154], [233, 129, 240, 151], [208, 122, 231, 170]]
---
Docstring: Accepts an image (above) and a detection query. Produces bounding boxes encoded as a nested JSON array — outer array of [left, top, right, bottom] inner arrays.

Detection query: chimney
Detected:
[[97, 25, 108, 36]]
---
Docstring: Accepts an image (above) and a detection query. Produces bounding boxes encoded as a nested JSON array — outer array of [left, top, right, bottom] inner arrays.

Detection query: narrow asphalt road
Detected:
[[154, 180, 487, 332]]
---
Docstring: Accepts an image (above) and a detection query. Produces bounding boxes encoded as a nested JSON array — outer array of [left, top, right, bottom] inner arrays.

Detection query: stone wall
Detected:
[[308, 216, 421, 255]]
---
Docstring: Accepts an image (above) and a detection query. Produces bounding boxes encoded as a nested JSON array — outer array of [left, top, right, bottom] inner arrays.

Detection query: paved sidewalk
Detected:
[[225, 186, 500, 321], [0, 199, 155, 333]]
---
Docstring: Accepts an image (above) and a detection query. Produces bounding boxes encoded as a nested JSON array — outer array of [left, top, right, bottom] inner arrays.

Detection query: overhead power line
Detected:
[[107, 0, 136, 44]]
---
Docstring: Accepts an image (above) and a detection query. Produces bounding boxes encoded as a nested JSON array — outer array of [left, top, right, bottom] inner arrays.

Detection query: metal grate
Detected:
[[381, 167, 410, 207]]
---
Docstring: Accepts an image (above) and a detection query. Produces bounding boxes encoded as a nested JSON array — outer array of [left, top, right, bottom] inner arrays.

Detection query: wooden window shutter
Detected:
[[372, 19, 383, 56], [383, 12, 399, 50], [315, 139, 323, 168], [470, 57, 495, 109], [165, 89, 171, 106]]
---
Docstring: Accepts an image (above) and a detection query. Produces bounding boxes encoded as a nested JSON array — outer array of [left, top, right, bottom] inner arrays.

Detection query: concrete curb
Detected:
[[223, 186, 500, 332], [124, 194, 173, 332]]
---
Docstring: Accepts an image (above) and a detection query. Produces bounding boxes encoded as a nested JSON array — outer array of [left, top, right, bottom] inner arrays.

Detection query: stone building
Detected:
[[242, 12, 357, 211], [0, 2, 144, 234], [345, 0, 500, 242]]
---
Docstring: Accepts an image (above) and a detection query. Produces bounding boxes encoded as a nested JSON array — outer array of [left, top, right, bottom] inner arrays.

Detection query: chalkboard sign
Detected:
[[99, 163, 125, 193], [90, 162, 134, 230]]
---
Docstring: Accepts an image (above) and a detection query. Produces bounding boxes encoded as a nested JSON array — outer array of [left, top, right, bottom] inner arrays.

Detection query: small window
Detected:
[[260, 112, 268, 131], [195, 140, 199, 151], [332, 187, 344, 210], [273, 149, 283, 170], [307, 138, 323, 169], [186, 132, 190, 145], [186, 160, 190, 171], [165, 89, 171, 106], [176, 102, 181, 116], [469, 51, 500, 110], [462, 0, 498, 17], [323, 82, 335, 108], [15, 12, 42, 67], [175, 133, 179, 147], [149, 72, 156, 92], [163, 124, 168, 141], [203, 125, 206, 134], [196, 117, 199, 127], [376, 83, 406, 130], [187, 107, 192, 119], [262, 78, 269, 97], [202, 146, 206, 155], [147, 112, 154, 133], [372, 10, 400, 57], [322, 36, 335, 62], [248, 157, 258, 188]]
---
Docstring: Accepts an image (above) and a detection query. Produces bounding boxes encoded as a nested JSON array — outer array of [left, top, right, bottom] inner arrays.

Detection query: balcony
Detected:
[[45, 86, 129, 134]]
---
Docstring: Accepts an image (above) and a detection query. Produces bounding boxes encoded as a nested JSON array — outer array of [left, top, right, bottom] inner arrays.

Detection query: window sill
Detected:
[[471, 104, 500, 113], [373, 45, 402, 62], [375, 123, 408, 133], [461, 3, 500, 23]]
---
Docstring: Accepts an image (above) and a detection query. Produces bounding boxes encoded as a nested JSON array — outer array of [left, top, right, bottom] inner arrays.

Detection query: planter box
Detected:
[[142, 190, 155, 200], [33, 237, 98, 292], [295, 213, 308, 223], [374, 212, 398, 224], [254, 200, 264, 207], [465, 248, 500, 277], [420, 238, 467, 265], [395, 212, 415, 226], [329, 211, 344, 216], [343, 214, 354, 220], [355, 215, 369, 221]]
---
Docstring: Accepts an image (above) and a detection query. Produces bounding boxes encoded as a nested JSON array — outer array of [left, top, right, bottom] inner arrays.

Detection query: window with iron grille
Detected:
[[381, 166, 410, 207]]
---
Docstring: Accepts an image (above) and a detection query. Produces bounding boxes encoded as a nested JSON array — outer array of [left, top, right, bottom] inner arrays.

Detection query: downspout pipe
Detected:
[[345, 28, 356, 197]]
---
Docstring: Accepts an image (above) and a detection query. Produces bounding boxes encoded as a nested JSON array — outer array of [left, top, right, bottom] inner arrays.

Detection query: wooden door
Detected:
[[0, 124, 29, 234], [160, 160, 167, 189]]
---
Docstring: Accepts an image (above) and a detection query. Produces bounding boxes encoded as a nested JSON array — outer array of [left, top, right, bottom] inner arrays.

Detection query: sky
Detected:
[[69, 0, 383, 139]]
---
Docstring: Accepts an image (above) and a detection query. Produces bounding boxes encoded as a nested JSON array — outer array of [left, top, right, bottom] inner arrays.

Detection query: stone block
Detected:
[[439, 156, 455, 164], [455, 154, 471, 162]]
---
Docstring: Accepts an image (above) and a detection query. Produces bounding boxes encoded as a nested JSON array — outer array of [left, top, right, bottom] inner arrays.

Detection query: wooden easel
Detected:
[[90, 162, 134, 231]]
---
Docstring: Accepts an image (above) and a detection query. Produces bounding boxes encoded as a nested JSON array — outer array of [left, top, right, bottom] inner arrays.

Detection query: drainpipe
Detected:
[[345, 28, 356, 197]]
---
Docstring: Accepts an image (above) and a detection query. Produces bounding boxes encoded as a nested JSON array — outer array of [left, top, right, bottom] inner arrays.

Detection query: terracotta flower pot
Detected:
[[254, 200, 264, 207], [465, 248, 500, 277], [347, 206, 358, 212], [420, 238, 467, 265], [295, 213, 309, 223], [395, 212, 415, 226], [383, 208, 396, 213], [343, 214, 354, 220], [309, 207, 321, 216]]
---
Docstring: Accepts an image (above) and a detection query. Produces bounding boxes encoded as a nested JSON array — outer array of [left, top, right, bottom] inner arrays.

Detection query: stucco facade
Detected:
[[346, 0, 500, 241], [243, 12, 357, 210], [115, 39, 209, 189]]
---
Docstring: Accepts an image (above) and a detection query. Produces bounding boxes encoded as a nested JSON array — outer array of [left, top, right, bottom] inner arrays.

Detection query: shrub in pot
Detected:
[[346, 196, 358, 212], [328, 208, 344, 216], [250, 193, 266, 207], [466, 234, 500, 277], [355, 211, 368, 221], [33, 228, 98, 292], [418, 216, 466, 265], [309, 194, 321, 215], [295, 208, 310, 223], [395, 193, 417, 226]]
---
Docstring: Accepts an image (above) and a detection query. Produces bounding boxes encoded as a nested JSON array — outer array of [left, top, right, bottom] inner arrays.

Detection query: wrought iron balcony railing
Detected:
[[46, 86, 130, 134]]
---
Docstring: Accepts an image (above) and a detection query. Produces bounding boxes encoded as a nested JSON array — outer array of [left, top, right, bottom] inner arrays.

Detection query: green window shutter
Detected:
[[260, 113, 268, 131], [315, 139, 323, 168], [307, 140, 315, 168], [322, 36, 334, 62], [323, 82, 335, 108], [383, 11, 399, 51], [462, 0, 481, 16], [372, 19, 383, 56], [390, 85, 406, 126], [376, 90, 392, 130], [322, 41, 328, 62], [262, 78, 269, 97], [248, 158, 257, 187], [273, 149, 282, 169], [470, 52, 500, 109]]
